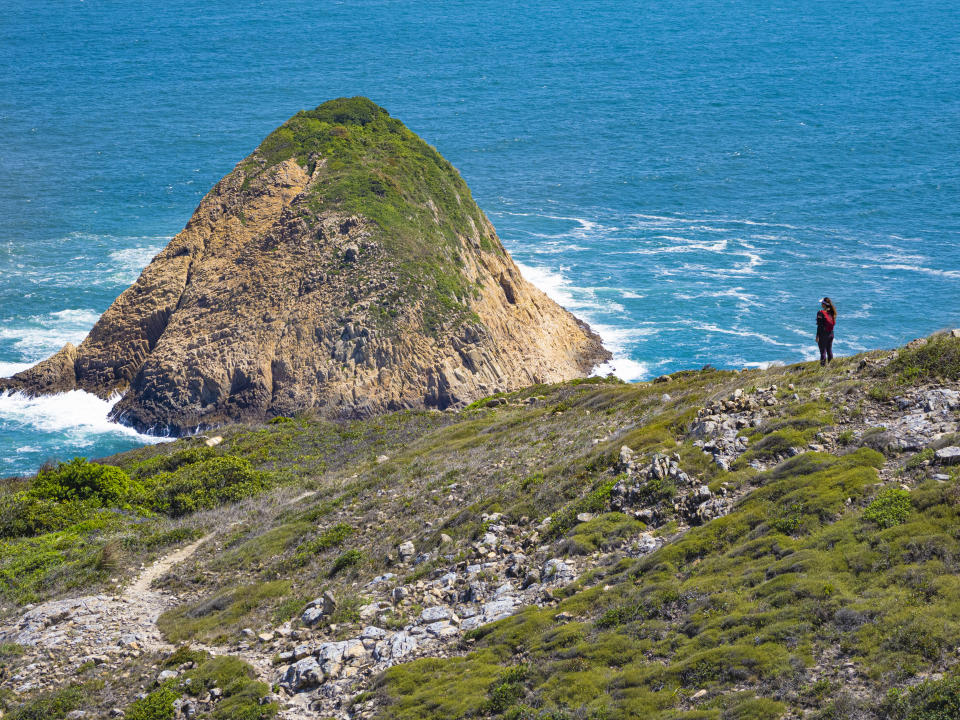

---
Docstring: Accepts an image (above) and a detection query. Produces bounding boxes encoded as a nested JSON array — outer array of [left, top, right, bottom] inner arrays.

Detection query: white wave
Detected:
[[688, 322, 796, 349], [631, 213, 801, 231], [49, 309, 100, 324], [879, 264, 960, 280], [0, 389, 167, 446], [675, 286, 757, 304], [0, 308, 99, 361], [624, 238, 730, 256], [593, 357, 649, 382], [844, 303, 873, 320], [740, 360, 786, 370], [527, 242, 589, 254], [108, 245, 163, 283], [516, 262, 651, 382], [16, 445, 41, 453], [620, 290, 643, 299], [0, 361, 33, 377], [515, 262, 624, 314]]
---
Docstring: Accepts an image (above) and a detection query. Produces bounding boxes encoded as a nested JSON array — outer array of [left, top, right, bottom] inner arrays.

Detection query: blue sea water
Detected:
[[1, 0, 958, 475]]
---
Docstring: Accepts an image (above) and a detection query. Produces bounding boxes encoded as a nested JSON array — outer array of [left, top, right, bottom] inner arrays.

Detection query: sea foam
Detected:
[[0, 308, 100, 360], [0, 389, 166, 446]]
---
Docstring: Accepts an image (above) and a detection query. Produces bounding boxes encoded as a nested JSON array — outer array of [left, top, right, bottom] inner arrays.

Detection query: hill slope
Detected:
[[0, 98, 608, 433], [1, 334, 960, 720]]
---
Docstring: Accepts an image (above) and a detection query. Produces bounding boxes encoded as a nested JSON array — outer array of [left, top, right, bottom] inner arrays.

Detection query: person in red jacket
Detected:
[[816, 297, 837, 366]]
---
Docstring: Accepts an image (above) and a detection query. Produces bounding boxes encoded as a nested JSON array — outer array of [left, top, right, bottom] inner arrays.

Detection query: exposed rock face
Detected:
[[2, 98, 608, 432]]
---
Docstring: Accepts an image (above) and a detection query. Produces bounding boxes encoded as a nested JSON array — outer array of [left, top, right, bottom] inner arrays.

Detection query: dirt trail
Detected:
[[128, 535, 210, 602]]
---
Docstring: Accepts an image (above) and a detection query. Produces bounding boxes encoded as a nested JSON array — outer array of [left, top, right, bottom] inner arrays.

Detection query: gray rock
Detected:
[[542, 558, 574, 584], [390, 631, 417, 659], [367, 573, 396, 586], [420, 605, 454, 623], [935, 447, 960, 465], [281, 656, 324, 691], [317, 641, 346, 664], [342, 639, 367, 661], [424, 620, 455, 636], [633, 533, 659, 555], [482, 598, 516, 622], [521, 569, 541, 589], [301, 606, 326, 626], [460, 615, 484, 631], [361, 625, 388, 639], [157, 669, 178, 683], [398, 541, 416, 562]]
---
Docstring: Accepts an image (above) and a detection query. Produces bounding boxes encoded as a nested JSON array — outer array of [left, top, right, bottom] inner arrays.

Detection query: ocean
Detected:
[[1, 0, 958, 476]]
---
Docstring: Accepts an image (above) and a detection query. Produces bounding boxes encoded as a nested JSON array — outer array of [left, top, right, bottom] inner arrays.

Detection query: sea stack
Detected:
[[1, 98, 609, 433]]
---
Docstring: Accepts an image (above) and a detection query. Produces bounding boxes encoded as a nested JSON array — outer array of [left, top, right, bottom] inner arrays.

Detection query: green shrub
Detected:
[[129, 446, 215, 479], [296, 522, 354, 557], [157, 581, 290, 643], [0, 493, 89, 538], [0, 642, 23, 660], [907, 448, 935, 469], [482, 665, 528, 714], [30, 458, 137, 506], [883, 673, 960, 719], [125, 685, 177, 720], [564, 513, 645, 555], [124, 652, 277, 720], [329, 549, 364, 576], [722, 696, 786, 720], [144, 456, 267, 516], [864, 488, 912, 528], [5, 683, 86, 720], [888, 334, 960, 384], [548, 478, 619, 537]]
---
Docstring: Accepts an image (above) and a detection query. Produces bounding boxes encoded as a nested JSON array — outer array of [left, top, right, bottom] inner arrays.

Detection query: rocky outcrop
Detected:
[[2, 98, 608, 432]]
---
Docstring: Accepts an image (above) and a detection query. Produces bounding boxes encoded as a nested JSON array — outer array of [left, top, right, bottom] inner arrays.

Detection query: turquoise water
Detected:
[[1, 0, 958, 475]]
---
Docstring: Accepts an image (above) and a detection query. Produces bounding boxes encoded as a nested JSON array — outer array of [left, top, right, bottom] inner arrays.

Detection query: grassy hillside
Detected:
[[2, 333, 960, 719]]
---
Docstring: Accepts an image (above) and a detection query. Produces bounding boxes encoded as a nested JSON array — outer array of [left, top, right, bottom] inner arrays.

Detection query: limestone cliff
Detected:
[[2, 98, 609, 433]]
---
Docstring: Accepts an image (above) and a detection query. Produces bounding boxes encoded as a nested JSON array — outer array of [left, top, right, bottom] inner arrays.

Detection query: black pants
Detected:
[[818, 334, 833, 365]]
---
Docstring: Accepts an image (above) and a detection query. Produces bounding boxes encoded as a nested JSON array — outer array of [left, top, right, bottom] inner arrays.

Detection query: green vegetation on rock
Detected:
[[125, 650, 276, 720], [244, 96, 499, 334]]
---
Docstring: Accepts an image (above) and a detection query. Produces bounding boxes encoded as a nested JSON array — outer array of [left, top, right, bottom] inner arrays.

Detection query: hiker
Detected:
[[816, 297, 837, 366]]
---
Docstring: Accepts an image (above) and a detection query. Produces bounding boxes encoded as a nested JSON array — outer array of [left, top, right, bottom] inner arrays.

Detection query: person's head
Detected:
[[821, 297, 836, 319]]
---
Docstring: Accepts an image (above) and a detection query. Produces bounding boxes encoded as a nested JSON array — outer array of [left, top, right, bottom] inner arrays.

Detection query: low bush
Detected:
[[864, 488, 912, 528], [563, 513, 645, 555], [888, 333, 960, 384], [143, 456, 267, 516], [125, 685, 177, 720], [297, 522, 354, 557], [4, 683, 86, 720], [883, 672, 960, 719], [126, 651, 277, 720], [30, 458, 138, 506], [0, 493, 89, 538], [329, 549, 364, 576]]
